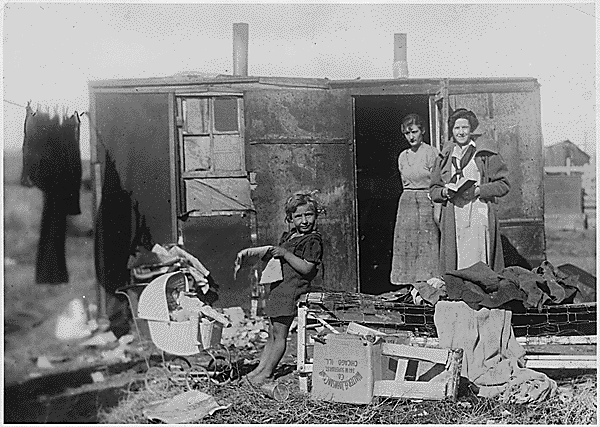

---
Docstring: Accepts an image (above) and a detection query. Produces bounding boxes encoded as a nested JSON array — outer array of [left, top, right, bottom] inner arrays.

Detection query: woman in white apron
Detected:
[[429, 109, 510, 273]]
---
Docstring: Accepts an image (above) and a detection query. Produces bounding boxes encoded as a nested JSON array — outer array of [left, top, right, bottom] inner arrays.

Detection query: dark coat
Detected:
[[430, 139, 510, 273], [21, 105, 82, 215]]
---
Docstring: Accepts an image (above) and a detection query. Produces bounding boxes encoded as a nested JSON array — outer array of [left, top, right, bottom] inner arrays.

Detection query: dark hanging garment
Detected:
[[95, 151, 131, 292], [21, 104, 82, 284], [36, 192, 69, 284], [94, 150, 153, 336]]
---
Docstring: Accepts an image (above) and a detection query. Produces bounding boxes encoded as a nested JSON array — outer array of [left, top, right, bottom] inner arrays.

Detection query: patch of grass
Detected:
[[3, 184, 94, 263], [98, 372, 597, 424], [545, 229, 596, 257], [3, 184, 96, 384], [545, 229, 596, 276], [3, 186, 44, 263]]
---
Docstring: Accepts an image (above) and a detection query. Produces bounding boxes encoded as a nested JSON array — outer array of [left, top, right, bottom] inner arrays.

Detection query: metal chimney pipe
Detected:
[[233, 23, 249, 76], [393, 33, 409, 78]]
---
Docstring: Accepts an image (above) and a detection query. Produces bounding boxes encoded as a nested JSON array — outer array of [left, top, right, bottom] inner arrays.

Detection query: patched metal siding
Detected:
[[245, 89, 357, 292]]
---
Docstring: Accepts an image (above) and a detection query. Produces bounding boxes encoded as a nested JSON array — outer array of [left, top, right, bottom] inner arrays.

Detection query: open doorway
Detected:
[[354, 94, 432, 295]]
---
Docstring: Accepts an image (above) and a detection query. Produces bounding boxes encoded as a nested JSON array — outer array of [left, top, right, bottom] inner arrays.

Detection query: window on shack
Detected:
[[178, 96, 244, 174]]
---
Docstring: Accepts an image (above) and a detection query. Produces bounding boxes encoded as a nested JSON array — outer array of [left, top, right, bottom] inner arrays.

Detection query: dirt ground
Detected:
[[545, 228, 597, 276], [2, 178, 597, 422]]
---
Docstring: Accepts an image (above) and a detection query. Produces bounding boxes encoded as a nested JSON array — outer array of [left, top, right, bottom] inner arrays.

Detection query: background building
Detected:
[[544, 140, 595, 230]]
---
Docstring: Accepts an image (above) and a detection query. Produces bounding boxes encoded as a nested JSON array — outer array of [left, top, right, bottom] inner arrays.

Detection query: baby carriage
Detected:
[[130, 271, 235, 393]]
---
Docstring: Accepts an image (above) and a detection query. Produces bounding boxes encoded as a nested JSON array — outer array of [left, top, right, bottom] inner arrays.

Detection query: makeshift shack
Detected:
[[89, 75, 546, 309]]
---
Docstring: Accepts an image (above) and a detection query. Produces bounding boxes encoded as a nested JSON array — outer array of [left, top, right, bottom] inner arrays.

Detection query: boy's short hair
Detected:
[[284, 192, 323, 223]]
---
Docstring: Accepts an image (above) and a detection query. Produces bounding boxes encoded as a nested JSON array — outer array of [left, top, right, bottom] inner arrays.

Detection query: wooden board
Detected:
[[373, 380, 447, 400]]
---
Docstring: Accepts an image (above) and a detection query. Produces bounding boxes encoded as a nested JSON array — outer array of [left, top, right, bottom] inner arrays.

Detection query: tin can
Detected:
[[260, 382, 290, 401]]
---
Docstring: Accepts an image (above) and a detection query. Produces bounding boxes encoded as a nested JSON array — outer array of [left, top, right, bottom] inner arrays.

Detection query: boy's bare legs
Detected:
[[248, 316, 292, 385]]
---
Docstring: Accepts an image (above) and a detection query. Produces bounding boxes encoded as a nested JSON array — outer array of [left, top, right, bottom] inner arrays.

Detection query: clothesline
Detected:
[[4, 99, 88, 116]]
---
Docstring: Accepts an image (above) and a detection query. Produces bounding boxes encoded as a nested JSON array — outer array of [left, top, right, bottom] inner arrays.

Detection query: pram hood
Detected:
[[138, 271, 185, 322]]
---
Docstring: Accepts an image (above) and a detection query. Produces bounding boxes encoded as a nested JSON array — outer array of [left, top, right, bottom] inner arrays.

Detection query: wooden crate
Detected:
[[297, 292, 447, 396], [374, 342, 463, 401]]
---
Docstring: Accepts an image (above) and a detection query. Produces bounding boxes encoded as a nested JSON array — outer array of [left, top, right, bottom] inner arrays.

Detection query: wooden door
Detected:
[[175, 94, 255, 308]]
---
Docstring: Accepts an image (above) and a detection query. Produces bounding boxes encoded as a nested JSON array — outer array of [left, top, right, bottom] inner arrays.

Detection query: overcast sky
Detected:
[[2, 1, 596, 159]]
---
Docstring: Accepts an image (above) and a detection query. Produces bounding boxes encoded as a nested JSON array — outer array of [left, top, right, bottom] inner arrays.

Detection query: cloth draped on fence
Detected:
[[434, 300, 557, 403]]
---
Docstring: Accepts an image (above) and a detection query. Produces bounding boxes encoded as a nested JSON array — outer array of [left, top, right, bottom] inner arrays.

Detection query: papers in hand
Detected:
[[234, 245, 283, 284], [446, 178, 476, 194]]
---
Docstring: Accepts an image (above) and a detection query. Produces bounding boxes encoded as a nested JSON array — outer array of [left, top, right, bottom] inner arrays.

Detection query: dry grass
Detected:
[[3, 183, 96, 384], [4, 185, 45, 264], [98, 372, 597, 424], [545, 228, 597, 276]]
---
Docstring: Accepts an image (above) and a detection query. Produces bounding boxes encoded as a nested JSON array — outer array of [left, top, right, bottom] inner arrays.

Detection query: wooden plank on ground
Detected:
[[523, 354, 597, 370], [373, 380, 447, 400]]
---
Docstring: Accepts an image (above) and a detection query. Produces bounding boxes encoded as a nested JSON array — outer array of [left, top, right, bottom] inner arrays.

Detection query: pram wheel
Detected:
[[185, 365, 212, 393], [205, 346, 235, 384], [167, 356, 192, 388], [144, 366, 170, 393]]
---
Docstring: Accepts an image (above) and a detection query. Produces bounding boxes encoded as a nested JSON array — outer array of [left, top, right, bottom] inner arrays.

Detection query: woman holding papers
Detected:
[[390, 113, 441, 285], [430, 108, 510, 273]]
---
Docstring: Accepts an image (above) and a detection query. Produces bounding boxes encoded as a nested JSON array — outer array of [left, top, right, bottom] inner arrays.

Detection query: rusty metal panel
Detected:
[[245, 89, 356, 292], [246, 89, 352, 142], [181, 214, 253, 309], [95, 92, 173, 244], [331, 78, 537, 96]]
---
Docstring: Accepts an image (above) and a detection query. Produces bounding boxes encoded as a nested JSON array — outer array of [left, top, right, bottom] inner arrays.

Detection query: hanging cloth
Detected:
[[21, 104, 82, 284]]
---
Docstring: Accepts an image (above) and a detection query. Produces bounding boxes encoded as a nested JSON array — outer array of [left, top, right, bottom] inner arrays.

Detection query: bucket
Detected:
[[199, 318, 223, 350]]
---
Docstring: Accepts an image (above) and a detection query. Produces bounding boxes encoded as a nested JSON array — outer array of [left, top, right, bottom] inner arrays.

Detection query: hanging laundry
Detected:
[[94, 149, 154, 337], [21, 103, 82, 284]]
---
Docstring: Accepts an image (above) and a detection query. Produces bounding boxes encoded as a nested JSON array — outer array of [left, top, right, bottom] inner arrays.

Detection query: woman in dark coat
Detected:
[[429, 109, 509, 273]]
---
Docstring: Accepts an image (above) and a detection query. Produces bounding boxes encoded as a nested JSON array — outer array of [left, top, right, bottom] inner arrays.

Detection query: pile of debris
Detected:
[[221, 307, 269, 350]]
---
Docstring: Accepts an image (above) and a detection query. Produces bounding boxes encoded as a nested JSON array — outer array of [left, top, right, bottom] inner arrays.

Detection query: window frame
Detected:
[[177, 94, 246, 177]]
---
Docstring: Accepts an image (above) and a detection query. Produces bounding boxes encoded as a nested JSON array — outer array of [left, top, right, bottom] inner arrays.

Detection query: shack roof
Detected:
[[89, 74, 540, 92]]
